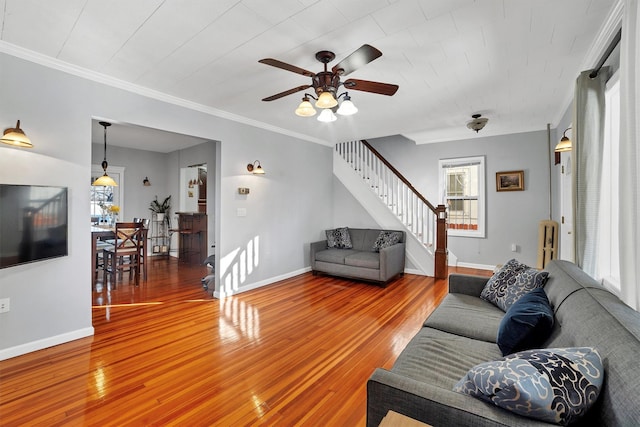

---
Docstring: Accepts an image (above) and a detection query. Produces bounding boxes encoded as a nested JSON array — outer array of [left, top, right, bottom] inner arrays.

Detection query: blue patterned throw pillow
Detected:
[[481, 259, 549, 312], [325, 227, 353, 249], [454, 347, 603, 426], [372, 231, 402, 252]]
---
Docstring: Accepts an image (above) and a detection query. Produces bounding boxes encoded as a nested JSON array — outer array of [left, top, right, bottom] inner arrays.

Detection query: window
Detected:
[[439, 156, 485, 238], [597, 71, 620, 292]]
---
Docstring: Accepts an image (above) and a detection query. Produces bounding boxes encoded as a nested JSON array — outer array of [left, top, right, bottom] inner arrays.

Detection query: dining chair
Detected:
[[103, 222, 144, 288]]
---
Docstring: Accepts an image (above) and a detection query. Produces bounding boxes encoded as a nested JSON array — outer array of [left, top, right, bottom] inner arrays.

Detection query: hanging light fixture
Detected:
[[295, 95, 316, 117], [466, 114, 489, 133], [1, 120, 33, 148], [555, 127, 572, 152], [336, 93, 358, 116], [92, 121, 118, 187]]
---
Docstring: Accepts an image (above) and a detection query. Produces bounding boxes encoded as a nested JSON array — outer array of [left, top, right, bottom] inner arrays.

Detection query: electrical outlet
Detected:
[[0, 298, 10, 313]]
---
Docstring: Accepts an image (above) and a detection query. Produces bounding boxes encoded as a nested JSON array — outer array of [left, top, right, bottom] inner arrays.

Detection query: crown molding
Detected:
[[0, 41, 332, 147]]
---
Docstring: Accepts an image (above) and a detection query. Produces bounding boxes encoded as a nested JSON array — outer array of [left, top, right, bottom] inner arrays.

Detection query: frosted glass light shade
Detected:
[[315, 91, 338, 109], [337, 99, 358, 116], [1, 120, 32, 148], [295, 99, 316, 117], [317, 109, 337, 122], [555, 136, 572, 152], [93, 174, 118, 187]]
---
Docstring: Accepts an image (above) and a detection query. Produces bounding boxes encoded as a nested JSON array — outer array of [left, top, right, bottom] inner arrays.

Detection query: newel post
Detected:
[[435, 204, 448, 279]]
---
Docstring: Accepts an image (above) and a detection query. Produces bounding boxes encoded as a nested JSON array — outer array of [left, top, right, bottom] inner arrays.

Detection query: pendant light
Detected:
[[92, 121, 118, 187], [1, 120, 33, 148]]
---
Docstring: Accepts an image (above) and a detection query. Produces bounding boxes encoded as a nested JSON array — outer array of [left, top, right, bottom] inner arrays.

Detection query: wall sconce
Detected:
[[143, 177, 151, 186], [1, 120, 33, 148], [247, 160, 265, 174], [555, 127, 572, 152]]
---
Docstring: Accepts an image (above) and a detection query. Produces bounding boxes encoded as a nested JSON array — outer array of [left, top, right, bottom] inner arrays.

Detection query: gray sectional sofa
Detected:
[[310, 228, 406, 285], [367, 260, 640, 426]]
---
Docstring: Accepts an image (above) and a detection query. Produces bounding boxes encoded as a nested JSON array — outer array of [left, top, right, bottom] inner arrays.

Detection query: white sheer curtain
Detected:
[[573, 68, 609, 277], [619, 0, 640, 310]]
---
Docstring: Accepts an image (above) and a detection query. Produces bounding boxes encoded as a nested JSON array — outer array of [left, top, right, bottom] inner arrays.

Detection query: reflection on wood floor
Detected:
[[0, 258, 490, 426]]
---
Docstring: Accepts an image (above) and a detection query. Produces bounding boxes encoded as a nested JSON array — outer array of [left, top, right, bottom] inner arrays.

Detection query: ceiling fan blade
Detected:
[[332, 44, 382, 76], [259, 58, 315, 77], [262, 85, 312, 102], [343, 79, 399, 96]]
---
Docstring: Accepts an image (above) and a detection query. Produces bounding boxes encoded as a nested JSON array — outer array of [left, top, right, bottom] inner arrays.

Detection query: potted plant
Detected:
[[149, 195, 171, 227]]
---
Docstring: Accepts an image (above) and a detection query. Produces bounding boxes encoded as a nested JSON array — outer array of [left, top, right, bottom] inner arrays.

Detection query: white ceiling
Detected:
[[1, 0, 619, 148]]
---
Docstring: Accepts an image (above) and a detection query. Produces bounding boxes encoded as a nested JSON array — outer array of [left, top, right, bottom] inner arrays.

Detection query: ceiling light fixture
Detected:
[[555, 127, 572, 152], [466, 114, 489, 133], [315, 91, 338, 109], [92, 121, 118, 187], [1, 120, 33, 148], [247, 160, 265, 174]]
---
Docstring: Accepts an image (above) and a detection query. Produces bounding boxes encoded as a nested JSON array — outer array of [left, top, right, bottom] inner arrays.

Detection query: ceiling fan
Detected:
[[259, 44, 399, 121]]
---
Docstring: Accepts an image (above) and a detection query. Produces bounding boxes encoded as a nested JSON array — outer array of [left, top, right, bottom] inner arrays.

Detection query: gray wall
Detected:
[[0, 51, 333, 359], [368, 131, 551, 268]]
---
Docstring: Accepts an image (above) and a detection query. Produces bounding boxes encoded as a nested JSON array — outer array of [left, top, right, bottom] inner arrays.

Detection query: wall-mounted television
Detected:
[[0, 184, 68, 269]]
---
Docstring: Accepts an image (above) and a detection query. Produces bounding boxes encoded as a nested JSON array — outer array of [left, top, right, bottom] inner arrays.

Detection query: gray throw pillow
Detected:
[[325, 227, 353, 249], [372, 231, 402, 252], [480, 259, 549, 312], [454, 347, 603, 426]]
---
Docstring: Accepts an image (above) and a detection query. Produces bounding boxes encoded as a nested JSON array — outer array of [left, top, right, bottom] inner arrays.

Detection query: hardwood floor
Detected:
[[0, 258, 490, 426]]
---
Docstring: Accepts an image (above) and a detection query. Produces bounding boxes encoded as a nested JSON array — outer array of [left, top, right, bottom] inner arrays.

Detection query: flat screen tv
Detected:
[[0, 184, 68, 269]]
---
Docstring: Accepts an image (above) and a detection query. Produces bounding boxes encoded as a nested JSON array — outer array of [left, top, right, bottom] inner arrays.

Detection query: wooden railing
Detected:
[[335, 140, 448, 278]]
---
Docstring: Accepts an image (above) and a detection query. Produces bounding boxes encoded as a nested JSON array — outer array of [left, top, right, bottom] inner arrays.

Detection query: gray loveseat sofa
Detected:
[[310, 228, 406, 285], [367, 260, 640, 426]]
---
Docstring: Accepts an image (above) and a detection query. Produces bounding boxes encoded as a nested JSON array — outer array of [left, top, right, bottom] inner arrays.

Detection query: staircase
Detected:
[[334, 140, 448, 278]]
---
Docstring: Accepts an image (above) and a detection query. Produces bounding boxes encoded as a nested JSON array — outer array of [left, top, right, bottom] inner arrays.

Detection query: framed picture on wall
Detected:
[[496, 170, 524, 191]]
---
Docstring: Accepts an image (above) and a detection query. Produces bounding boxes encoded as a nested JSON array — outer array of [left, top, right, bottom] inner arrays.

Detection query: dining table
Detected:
[[91, 225, 115, 288]]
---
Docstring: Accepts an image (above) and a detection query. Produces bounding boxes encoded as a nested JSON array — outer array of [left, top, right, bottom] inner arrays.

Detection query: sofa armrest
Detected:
[[379, 242, 406, 281], [448, 274, 490, 297], [367, 368, 543, 427], [309, 240, 327, 269]]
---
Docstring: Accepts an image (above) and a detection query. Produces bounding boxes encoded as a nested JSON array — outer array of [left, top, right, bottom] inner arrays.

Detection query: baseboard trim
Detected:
[[404, 268, 428, 276], [0, 327, 94, 361], [456, 262, 496, 271], [214, 267, 312, 298]]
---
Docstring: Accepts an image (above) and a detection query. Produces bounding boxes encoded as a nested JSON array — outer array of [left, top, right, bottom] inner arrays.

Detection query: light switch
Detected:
[[238, 187, 250, 194]]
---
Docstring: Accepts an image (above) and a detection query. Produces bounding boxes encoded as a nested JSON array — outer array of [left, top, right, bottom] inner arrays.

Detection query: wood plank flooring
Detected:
[[0, 258, 490, 426]]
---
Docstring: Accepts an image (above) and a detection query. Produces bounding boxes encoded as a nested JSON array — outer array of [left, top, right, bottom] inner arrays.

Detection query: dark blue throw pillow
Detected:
[[497, 288, 554, 356]]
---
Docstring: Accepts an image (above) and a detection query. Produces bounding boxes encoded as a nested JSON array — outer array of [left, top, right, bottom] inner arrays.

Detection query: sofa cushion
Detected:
[[344, 251, 380, 269], [497, 288, 554, 356], [314, 248, 356, 264], [424, 293, 505, 343], [372, 231, 402, 252], [454, 347, 603, 426], [326, 227, 353, 249], [481, 259, 549, 312]]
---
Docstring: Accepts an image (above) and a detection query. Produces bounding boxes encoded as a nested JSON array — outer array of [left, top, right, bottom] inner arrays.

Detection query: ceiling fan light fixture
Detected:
[[317, 109, 337, 123], [295, 96, 316, 117], [336, 94, 358, 116], [315, 91, 338, 109]]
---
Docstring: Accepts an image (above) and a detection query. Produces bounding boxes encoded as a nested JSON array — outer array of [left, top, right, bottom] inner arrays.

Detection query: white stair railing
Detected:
[[335, 140, 448, 278]]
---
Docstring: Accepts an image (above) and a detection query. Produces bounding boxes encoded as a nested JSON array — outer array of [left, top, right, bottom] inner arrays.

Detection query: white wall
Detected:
[[0, 51, 333, 359], [368, 131, 551, 268]]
